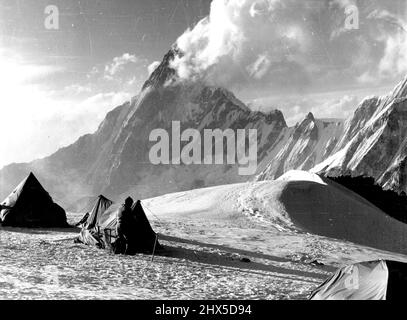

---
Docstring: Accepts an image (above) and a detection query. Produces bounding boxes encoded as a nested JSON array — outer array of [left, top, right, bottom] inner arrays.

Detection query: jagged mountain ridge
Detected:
[[256, 113, 344, 180], [257, 76, 407, 194], [311, 77, 407, 193], [0, 49, 287, 207], [2, 46, 407, 208]]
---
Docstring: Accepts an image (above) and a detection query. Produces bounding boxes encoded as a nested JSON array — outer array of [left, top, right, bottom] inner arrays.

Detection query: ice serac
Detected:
[[0, 48, 287, 206], [311, 76, 407, 193]]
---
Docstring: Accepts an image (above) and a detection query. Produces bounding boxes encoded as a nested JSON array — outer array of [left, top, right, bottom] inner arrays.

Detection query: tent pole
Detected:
[[151, 233, 159, 262]]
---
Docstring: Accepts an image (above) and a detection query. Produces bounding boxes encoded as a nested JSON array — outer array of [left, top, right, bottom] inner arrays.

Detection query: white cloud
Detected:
[[170, 0, 311, 89], [148, 61, 160, 76], [356, 9, 407, 83], [378, 36, 407, 77], [104, 53, 139, 79], [85, 53, 149, 92], [247, 54, 272, 79], [0, 53, 131, 168], [64, 84, 92, 95], [0, 51, 62, 88], [87, 66, 99, 79], [169, 0, 407, 94]]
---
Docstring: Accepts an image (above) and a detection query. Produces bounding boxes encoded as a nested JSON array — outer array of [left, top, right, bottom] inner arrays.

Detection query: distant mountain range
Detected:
[[256, 76, 407, 195], [1, 47, 407, 209]]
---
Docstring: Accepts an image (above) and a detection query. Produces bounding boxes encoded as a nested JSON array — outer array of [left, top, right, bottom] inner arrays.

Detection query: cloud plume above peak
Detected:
[[170, 0, 407, 95], [171, 0, 310, 89]]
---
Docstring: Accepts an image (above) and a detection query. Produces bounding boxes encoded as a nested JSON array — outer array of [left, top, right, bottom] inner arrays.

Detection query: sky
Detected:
[[0, 0, 406, 168]]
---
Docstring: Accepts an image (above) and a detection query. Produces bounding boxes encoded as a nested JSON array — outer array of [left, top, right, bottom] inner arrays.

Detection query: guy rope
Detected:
[[141, 201, 162, 263]]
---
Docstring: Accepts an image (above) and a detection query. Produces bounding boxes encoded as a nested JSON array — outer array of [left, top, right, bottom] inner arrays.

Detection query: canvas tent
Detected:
[[310, 260, 407, 300], [76, 195, 113, 228], [0, 172, 68, 227], [77, 199, 160, 254]]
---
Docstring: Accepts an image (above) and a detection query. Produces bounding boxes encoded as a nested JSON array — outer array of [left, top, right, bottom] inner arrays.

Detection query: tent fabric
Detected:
[[75, 212, 89, 227], [310, 260, 407, 300], [84, 195, 113, 229], [129, 200, 159, 253], [310, 260, 388, 300], [77, 199, 159, 254], [0, 172, 68, 228]]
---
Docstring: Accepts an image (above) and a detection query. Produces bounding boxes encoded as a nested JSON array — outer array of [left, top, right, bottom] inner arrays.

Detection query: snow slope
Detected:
[[1, 171, 407, 299], [145, 170, 407, 255], [277, 171, 407, 254]]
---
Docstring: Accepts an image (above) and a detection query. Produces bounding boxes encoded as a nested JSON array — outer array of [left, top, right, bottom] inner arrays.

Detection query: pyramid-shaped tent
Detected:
[[0, 172, 68, 227], [76, 195, 113, 228], [77, 199, 159, 254]]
